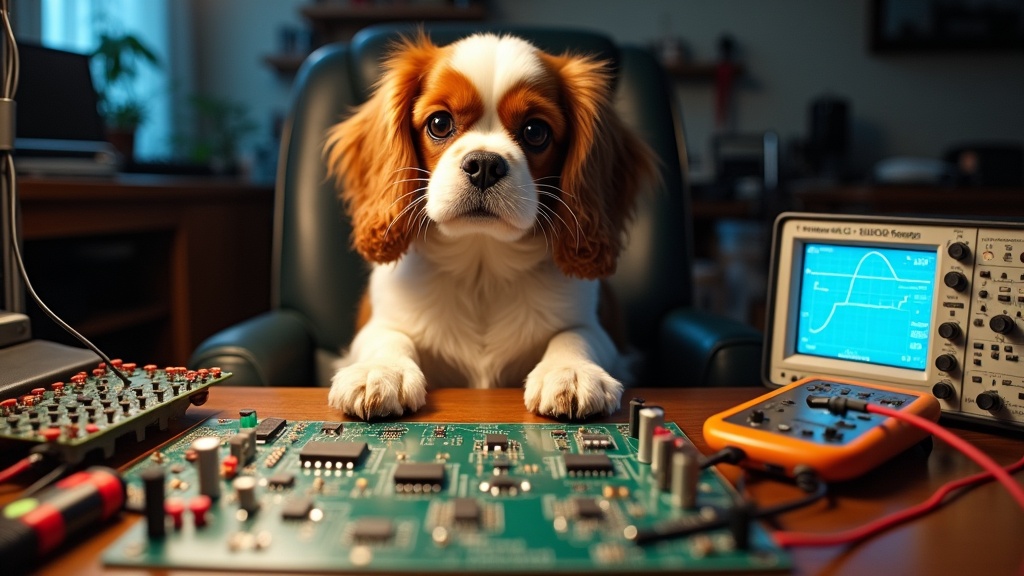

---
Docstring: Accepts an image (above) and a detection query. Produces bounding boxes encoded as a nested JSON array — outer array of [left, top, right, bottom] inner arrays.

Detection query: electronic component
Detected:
[[255, 417, 287, 444], [299, 441, 368, 469], [191, 436, 221, 498], [580, 433, 614, 450], [104, 420, 788, 573], [0, 363, 229, 462], [267, 472, 295, 489], [351, 518, 395, 543], [637, 407, 664, 464], [141, 466, 166, 539], [563, 453, 614, 476], [320, 421, 343, 435], [704, 376, 940, 481], [394, 462, 445, 491], [767, 212, 1024, 431], [485, 433, 508, 451], [280, 497, 313, 521], [451, 497, 481, 525]]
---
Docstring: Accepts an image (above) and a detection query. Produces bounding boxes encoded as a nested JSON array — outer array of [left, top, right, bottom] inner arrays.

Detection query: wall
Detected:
[[186, 0, 1024, 180]]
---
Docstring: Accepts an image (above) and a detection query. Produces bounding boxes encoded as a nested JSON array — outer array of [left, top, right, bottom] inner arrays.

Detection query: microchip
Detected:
[[268, 472, 296, 489], [485, 433, 508, 451], [551, 429, 567, 438], [299, 441, 368, 469], [481, 475, 529, 495], [574, 497, 604, 519], [452, 498, 481, 524], [580, 433, 614, 450], [351, 518, 394, 542], [433, 425, 447, 438], [394, 462, 445, 487], [492, 455, 510, 472], [280, 497, 313, 520], [379, 427, 406, 440], [255, 417, 286, 443], [320, 421, 344, 435], [564, 453, 614, 475]]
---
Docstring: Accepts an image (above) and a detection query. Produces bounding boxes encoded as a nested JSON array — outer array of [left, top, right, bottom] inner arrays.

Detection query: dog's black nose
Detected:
[[461, 151, 508, 191]]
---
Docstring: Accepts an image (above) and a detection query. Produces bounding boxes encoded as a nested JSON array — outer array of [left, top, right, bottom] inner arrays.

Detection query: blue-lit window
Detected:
[[40, 0, 170, 160]]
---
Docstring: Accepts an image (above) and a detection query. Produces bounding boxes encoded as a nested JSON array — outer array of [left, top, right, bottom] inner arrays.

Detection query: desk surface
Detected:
[[6, 386, 1023, 576]]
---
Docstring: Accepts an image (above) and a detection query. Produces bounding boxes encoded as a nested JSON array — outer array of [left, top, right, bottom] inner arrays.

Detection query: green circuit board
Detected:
[[104, 418, 789, 573]]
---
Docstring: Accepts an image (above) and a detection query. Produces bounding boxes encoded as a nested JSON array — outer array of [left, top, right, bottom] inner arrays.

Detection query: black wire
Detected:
[[0, 4, 130, 388]]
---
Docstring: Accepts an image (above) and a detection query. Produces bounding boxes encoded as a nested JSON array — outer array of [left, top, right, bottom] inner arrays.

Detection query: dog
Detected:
[[324, 32, 657, 420]]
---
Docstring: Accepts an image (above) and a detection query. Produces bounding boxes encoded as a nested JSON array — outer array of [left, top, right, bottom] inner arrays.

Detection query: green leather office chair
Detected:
[[189, 24, 762, 389]]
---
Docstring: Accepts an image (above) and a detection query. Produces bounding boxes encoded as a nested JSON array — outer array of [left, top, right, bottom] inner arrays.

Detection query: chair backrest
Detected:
[[274, 24, 694, 382]]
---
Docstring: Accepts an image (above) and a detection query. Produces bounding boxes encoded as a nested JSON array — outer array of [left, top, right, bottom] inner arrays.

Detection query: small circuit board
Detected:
[[104, 418, 789, 573], [0, 362, 229, 462]]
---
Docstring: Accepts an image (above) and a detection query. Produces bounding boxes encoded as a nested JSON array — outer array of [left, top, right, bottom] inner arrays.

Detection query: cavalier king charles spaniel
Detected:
[[324, 32, 656, 420]]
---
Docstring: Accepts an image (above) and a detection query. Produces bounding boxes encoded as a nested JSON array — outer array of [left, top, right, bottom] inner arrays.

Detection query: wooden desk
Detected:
[[6, 387, 1022, 576], [18, 175, 274, 366]]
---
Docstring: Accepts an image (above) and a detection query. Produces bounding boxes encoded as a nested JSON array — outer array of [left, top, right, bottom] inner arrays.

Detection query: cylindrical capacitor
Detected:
[[637, 407, 664, 464], [671, 444, 700, 509], [628, 397, 645, 438], [234, 475, 259, 513], [652, 432, 677, 490], [191, 436, 222, 499], [140, 465, 166, 539]]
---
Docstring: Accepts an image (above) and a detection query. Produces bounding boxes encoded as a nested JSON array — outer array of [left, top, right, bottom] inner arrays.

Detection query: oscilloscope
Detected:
[[764, 212, 1024, 430]]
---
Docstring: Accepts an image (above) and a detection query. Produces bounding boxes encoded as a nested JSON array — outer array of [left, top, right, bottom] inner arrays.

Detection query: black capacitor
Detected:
[[141, 465, 166, 539], [628, 397, 645, 438]]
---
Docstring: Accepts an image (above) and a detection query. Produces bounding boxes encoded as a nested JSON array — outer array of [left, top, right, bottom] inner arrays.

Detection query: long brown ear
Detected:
[[324, 33, 439, 263], [542, 53, 658, 279]]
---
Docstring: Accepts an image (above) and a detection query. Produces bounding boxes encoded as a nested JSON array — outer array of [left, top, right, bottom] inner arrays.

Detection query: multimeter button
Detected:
[[749, 409, 765, 424], [823, 427, 841, 441], [801, 429, 813, 437], [776, 423, 791, 432], [835, 420, 856, 429]]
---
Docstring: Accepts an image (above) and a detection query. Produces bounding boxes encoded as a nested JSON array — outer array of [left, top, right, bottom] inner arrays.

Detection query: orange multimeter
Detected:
[[703, 376, 941, 482]]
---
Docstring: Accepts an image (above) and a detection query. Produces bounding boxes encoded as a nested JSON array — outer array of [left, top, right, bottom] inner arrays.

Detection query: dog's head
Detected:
[[325, 32, 657, 278]]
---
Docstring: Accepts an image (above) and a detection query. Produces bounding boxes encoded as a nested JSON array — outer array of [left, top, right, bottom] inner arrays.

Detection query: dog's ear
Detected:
[[325, 33, 439, 263], [541, 53, 658, 279]]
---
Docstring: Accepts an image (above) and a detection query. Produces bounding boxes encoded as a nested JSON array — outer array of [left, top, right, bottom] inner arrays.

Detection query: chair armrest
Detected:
[[658, 308, 763, 387], [188, 310, 315, 386]]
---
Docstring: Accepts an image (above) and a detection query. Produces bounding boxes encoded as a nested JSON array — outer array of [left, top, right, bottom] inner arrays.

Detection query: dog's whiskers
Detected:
[[528, 186, 583, 250], [384, 189, 428, 239]]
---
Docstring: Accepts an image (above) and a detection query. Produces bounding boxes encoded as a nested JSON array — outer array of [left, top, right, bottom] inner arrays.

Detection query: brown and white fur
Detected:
[[324, 32, 656, 420]]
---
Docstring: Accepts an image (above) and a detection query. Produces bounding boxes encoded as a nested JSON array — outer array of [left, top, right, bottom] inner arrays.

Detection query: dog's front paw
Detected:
[[328, 357, 427, 419], [523, 362, 623, 419]]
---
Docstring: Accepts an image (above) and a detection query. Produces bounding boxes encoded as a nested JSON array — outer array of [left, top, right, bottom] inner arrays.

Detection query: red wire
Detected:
[[774, 405, 1024, 548], [0, 455, 33, 484]]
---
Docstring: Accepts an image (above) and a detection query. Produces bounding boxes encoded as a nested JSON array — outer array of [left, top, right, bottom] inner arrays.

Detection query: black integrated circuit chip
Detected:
[[351, 518, 395, 542], [268, 472, 296, 489], [280, 497, 313, 520], [320, 422, 344, 435], [394, 462, 445, 488], [299, 441, 368, 468], [574, 497, 604, 519], [485, 433, 508, 451], [452, 498, 481, 524], [564, 453, 615, 475], [255, 417, 287, 444]]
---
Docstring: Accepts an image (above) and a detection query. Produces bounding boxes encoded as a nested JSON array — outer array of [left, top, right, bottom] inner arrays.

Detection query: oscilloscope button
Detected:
[[979, 290, 989, 298], [934, 354, 958, 372], [943, 271, 968, 292], [931, 382, 955, 399], [975, 391, 1003, 412], [989, 314, 1016, 335], [937, 322, 962, 340], [947, 242, 970, 261]]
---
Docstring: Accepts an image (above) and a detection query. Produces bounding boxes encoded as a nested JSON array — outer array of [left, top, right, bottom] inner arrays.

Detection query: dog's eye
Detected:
[[520, 119, 551, 150], [426, 112, 455, 140]]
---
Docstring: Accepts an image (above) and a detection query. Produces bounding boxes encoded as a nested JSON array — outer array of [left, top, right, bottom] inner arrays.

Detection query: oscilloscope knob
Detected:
[[937, 322, 961, 340], [934, 354, 958, 373], [989, 314, 1016, 335], [975, 391, 1003, 412], [946, 242, 970, 261], [931, 382, 955, 400], [942, 271, 968, 292]]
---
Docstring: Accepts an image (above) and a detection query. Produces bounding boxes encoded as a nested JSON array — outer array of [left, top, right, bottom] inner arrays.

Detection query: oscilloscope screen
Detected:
[[795, 243, 938, 371]]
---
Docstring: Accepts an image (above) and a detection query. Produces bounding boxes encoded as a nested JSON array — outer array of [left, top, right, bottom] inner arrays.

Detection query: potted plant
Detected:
[[90, 32, 159, 162]]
